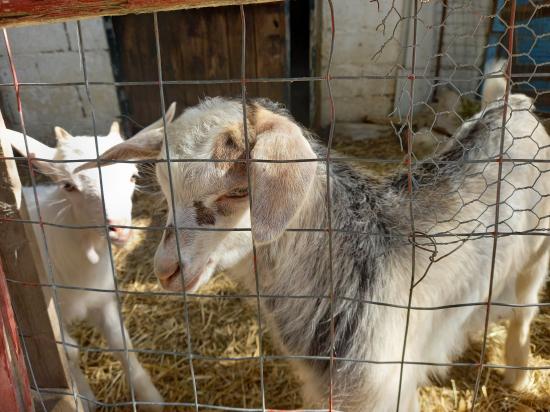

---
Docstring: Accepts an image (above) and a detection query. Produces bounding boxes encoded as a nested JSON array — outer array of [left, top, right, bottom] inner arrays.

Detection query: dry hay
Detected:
[[70, 134, 550, 411], [70, 189, 302, 411]]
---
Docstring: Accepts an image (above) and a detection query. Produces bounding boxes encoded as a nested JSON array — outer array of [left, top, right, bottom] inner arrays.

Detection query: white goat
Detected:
[[4, 108, 175, 411], [81, 78, 549, 411]]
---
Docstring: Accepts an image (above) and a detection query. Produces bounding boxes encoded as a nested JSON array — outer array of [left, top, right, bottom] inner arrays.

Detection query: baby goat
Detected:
[[4, 107, 175, 411], [82, 81, 549, 411]]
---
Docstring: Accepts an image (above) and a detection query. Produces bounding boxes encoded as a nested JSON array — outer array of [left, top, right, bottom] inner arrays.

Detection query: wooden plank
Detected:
[[0, 257, 33, 412], [0, 0, 282, 28], [0, 118, 81, 409], [251, 3, 287, 103], [110, 13, 160, 134], [111, 4, 287, 134], [223, 5, 258, 96], [203, 8, 233, 97]]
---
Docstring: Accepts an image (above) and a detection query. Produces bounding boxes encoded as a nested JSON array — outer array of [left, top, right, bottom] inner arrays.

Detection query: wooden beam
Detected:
[[0, 0, 282, 28], [0, 258, 33, 412]]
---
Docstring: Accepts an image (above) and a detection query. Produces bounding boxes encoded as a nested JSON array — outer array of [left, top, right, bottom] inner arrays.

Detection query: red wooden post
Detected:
[[0, 257, 33, 412]]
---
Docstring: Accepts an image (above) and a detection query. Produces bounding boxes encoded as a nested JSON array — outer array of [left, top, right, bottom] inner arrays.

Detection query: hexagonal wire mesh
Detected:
[[0, 0, 549, 411]]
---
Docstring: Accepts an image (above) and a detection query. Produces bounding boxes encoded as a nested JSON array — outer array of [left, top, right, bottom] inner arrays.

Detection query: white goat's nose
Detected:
[[107, 219, 131, 244]]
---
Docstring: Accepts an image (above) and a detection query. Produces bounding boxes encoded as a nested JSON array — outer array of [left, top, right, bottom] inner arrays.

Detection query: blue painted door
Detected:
[[485, 0, 550, 115]]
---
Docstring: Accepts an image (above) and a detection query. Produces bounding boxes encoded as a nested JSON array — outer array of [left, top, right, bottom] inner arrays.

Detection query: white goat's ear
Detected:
[[54, 126, 72, 143], [74, 127, 166, 173], [250, 108, 317, 244], [108, 121, 120, 136], [141, 102, 177, 133], [2, 129, 58, 175], [74, 106, 176, 173]]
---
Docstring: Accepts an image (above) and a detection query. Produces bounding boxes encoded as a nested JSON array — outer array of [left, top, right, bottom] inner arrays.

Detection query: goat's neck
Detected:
[[41, 188, 106, 259], [255, 160, 391, 363], [266, 159, 382, 268], [295, 160, 389, 242]]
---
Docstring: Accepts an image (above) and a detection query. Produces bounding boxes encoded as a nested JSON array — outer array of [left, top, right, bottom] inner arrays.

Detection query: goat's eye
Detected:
[[131, 174, 139, 183], [62, 182, 77, 192], [225, 187, 248, 199]]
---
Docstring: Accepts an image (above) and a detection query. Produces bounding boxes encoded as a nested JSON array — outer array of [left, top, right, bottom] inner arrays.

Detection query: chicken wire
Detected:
[[0, 0, 549, 411]]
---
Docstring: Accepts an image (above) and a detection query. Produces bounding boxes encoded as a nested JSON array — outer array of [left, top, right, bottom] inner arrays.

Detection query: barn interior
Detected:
[[0, 0, 549, 411]]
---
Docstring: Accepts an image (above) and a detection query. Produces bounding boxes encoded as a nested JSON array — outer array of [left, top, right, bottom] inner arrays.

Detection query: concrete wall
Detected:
[[437, 0, 495, 95], [0, 19, 119, 146], [314, 0, 493, 127], [314, 0, 407, 126]]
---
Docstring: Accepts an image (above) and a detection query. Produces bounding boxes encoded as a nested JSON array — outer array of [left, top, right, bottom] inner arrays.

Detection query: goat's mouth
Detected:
[[109, 235, 131, 247], [108, 226, 132, 246], [159, 259, 215, 292]]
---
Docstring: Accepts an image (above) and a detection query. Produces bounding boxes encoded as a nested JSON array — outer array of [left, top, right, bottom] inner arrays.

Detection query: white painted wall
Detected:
[[437, 0, 495, 94], [314, 0, 493, 127], [0, 19, 119, 146], [314, 0, 407, 125]]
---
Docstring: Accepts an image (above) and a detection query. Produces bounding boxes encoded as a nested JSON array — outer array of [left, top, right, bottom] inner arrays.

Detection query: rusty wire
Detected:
[[0, 0, 549, 411]]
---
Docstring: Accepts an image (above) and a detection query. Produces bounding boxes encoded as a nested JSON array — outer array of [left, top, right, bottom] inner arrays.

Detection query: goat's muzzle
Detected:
[[107, 220, 132, 245], [155, 259, 215, 292]]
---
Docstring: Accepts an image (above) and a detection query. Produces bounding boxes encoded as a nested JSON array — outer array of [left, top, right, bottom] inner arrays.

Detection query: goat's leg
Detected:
[[392, 373, 420, 412], [403, 387, 420, 412], [91, 300, 163, 411], [65, 331, 98, 412], [503, 249, 549, 390]]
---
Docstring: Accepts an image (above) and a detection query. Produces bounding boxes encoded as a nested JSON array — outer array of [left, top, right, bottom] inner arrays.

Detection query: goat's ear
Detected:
[[108, 121, 120, 136], [141, 102, 177, 133], [75, 104, 177, 173], [2, 129, 58, 175], [250, 109, 317, 244], [54, 126, 72, 143], [74, 127, 165, 173]]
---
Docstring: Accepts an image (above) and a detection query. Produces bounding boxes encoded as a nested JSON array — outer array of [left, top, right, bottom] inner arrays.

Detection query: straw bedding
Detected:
[[71, 129, 550, 411]]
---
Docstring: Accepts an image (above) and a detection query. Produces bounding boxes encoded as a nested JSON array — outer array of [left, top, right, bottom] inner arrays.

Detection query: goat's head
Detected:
[[79, 98, 317, 291], [5, 112, 172, 246]]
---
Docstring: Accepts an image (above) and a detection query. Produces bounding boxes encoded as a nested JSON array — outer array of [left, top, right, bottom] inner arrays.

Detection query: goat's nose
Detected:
[[155, 260, 180, 280], [107, 219, 124, 233], [107, 219, 131, 244], [162, 225, 175, 245]]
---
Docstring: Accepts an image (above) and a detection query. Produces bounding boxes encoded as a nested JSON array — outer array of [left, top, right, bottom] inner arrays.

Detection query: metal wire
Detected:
[[5, 275, 550, 311], [0, 1, 549, 411], [239, 4, 268, 411], [12, 307, 48, 412], [4, 154, 550, 165], [75, 20, 139, 411], [1, 71, 549, 89], [471, 1, 517, 408], [396, 0, 420, 409], [152, 12, 200, 411], [324, 0, 337, 409]]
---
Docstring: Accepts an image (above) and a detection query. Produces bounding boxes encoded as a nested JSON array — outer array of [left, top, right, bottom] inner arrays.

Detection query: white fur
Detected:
[[84, 89, 549, 411], [482, 59, 508, 108], [6, 126, 163, 411], [153, 96, 549, 411]]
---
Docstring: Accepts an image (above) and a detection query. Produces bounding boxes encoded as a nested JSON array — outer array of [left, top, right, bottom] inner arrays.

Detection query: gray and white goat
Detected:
[[4, 108, 176, 411], [81, 78, 550, 411]]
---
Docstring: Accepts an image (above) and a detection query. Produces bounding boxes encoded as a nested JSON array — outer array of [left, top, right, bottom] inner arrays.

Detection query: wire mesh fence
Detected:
[[0, 0, 549, 411]]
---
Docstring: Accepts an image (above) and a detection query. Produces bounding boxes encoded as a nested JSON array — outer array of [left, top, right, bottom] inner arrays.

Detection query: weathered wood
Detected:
[[251, 3, 288, 102], [0, 0, 282, 28], [111, 4, 287, 135], [31, 391, 81, 411], [0, 118, 80, 410], [0, 257, 33, 412]]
